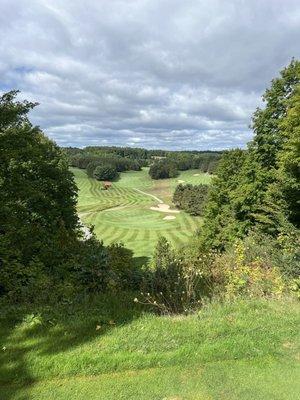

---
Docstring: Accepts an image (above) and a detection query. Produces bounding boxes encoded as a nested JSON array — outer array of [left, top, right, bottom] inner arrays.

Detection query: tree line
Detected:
[[64, 145, 222, 162], [148, 153, 220, 179], [65, 145, 222, 181]]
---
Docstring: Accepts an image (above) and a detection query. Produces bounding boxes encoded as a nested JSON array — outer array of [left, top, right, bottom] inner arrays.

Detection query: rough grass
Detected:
[[73, 167, 211, 256], [1, 296, 299, 399]]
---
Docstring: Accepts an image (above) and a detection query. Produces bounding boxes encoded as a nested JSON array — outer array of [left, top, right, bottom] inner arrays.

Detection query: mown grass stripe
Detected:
[[72, 167, 205, 257]]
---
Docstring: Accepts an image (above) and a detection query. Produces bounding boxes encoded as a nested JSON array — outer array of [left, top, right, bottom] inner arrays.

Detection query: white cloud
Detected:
[[1, 0, 300, 149]]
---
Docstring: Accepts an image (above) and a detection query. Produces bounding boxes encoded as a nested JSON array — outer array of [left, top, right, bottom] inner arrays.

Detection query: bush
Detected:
[[276, 225, 300, 278], [0, 232, 138, 303], [106, 243, 135, 289], [212, 238, 285, 299], [227, 229, 300, 279], [136, 237, 213, 314], [0, 258, 51, 302], [92, 164, 119, 181]]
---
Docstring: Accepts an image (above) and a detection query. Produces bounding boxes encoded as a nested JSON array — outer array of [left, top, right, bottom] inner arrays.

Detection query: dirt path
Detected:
[[104, 205, 128, 212], [133, 188, 180, 214], [133, 188, 164, 203]]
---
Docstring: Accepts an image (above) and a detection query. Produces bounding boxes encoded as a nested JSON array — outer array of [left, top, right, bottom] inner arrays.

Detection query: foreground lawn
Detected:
[[1, 295, 299, 399], [72, 167, 210, 256]]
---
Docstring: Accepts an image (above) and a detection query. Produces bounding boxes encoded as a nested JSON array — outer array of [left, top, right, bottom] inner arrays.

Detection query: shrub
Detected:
[[64, 237, 109, 293], [136, 237, 213, 314], [276, 225, 300, 278], [228, 229, 299, 279], [0, 258, 51, 302], [106, 243, 135, 288], [212, 238, 285, 299], [290, 277, 300, 300]]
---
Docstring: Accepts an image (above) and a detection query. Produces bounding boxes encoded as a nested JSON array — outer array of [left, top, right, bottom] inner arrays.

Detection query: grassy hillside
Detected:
[[72, 167, 211, 256], [1, 297, 299, 399]]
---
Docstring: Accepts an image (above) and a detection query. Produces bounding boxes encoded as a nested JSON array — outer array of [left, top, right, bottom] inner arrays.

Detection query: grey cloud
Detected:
[[0, 0, 300, 149]]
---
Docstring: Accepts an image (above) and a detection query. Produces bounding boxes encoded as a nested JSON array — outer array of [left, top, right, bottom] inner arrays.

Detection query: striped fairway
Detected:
[[72, 167, 211, 257]]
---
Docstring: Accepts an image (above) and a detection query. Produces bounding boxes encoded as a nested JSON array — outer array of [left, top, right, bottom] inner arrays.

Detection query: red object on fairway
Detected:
[[103, 181, 112, 190]]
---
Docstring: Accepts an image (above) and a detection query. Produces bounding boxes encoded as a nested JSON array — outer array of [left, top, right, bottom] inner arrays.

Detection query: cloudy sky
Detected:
[[1, 0, 300, 150]]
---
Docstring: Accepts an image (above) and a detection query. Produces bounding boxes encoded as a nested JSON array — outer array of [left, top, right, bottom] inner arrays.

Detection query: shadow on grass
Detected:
[[0, 306, 36, 400], [0, 291, 146, 400]]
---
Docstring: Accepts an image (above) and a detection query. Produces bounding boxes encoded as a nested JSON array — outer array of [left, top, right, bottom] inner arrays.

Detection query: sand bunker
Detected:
[[133, 187, 180, 214], [163, 215, 176, 220], [193, 173, 200, 176], [177, 179, 185, 183], [150, 204, 180, 213]]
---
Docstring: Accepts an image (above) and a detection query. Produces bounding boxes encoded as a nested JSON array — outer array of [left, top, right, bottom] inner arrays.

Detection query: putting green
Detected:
[[72, 167, 211, 257]]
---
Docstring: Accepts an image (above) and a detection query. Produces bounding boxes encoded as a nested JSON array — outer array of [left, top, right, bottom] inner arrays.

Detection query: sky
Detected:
[[1, 0, 300, 150]]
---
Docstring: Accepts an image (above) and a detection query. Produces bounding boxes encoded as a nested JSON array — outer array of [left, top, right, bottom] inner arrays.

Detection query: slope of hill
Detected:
[[72, 167, 211, 256], [1, 297, 299, 399]]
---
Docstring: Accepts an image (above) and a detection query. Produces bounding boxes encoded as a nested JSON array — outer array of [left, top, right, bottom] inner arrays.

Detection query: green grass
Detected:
[[72, 167, 211, 257], [1, 296, 299, 399]]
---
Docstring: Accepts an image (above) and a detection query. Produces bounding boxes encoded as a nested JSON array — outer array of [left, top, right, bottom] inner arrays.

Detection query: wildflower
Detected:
[[134, 298, 138, 303], [96, 325, 101, 331]]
